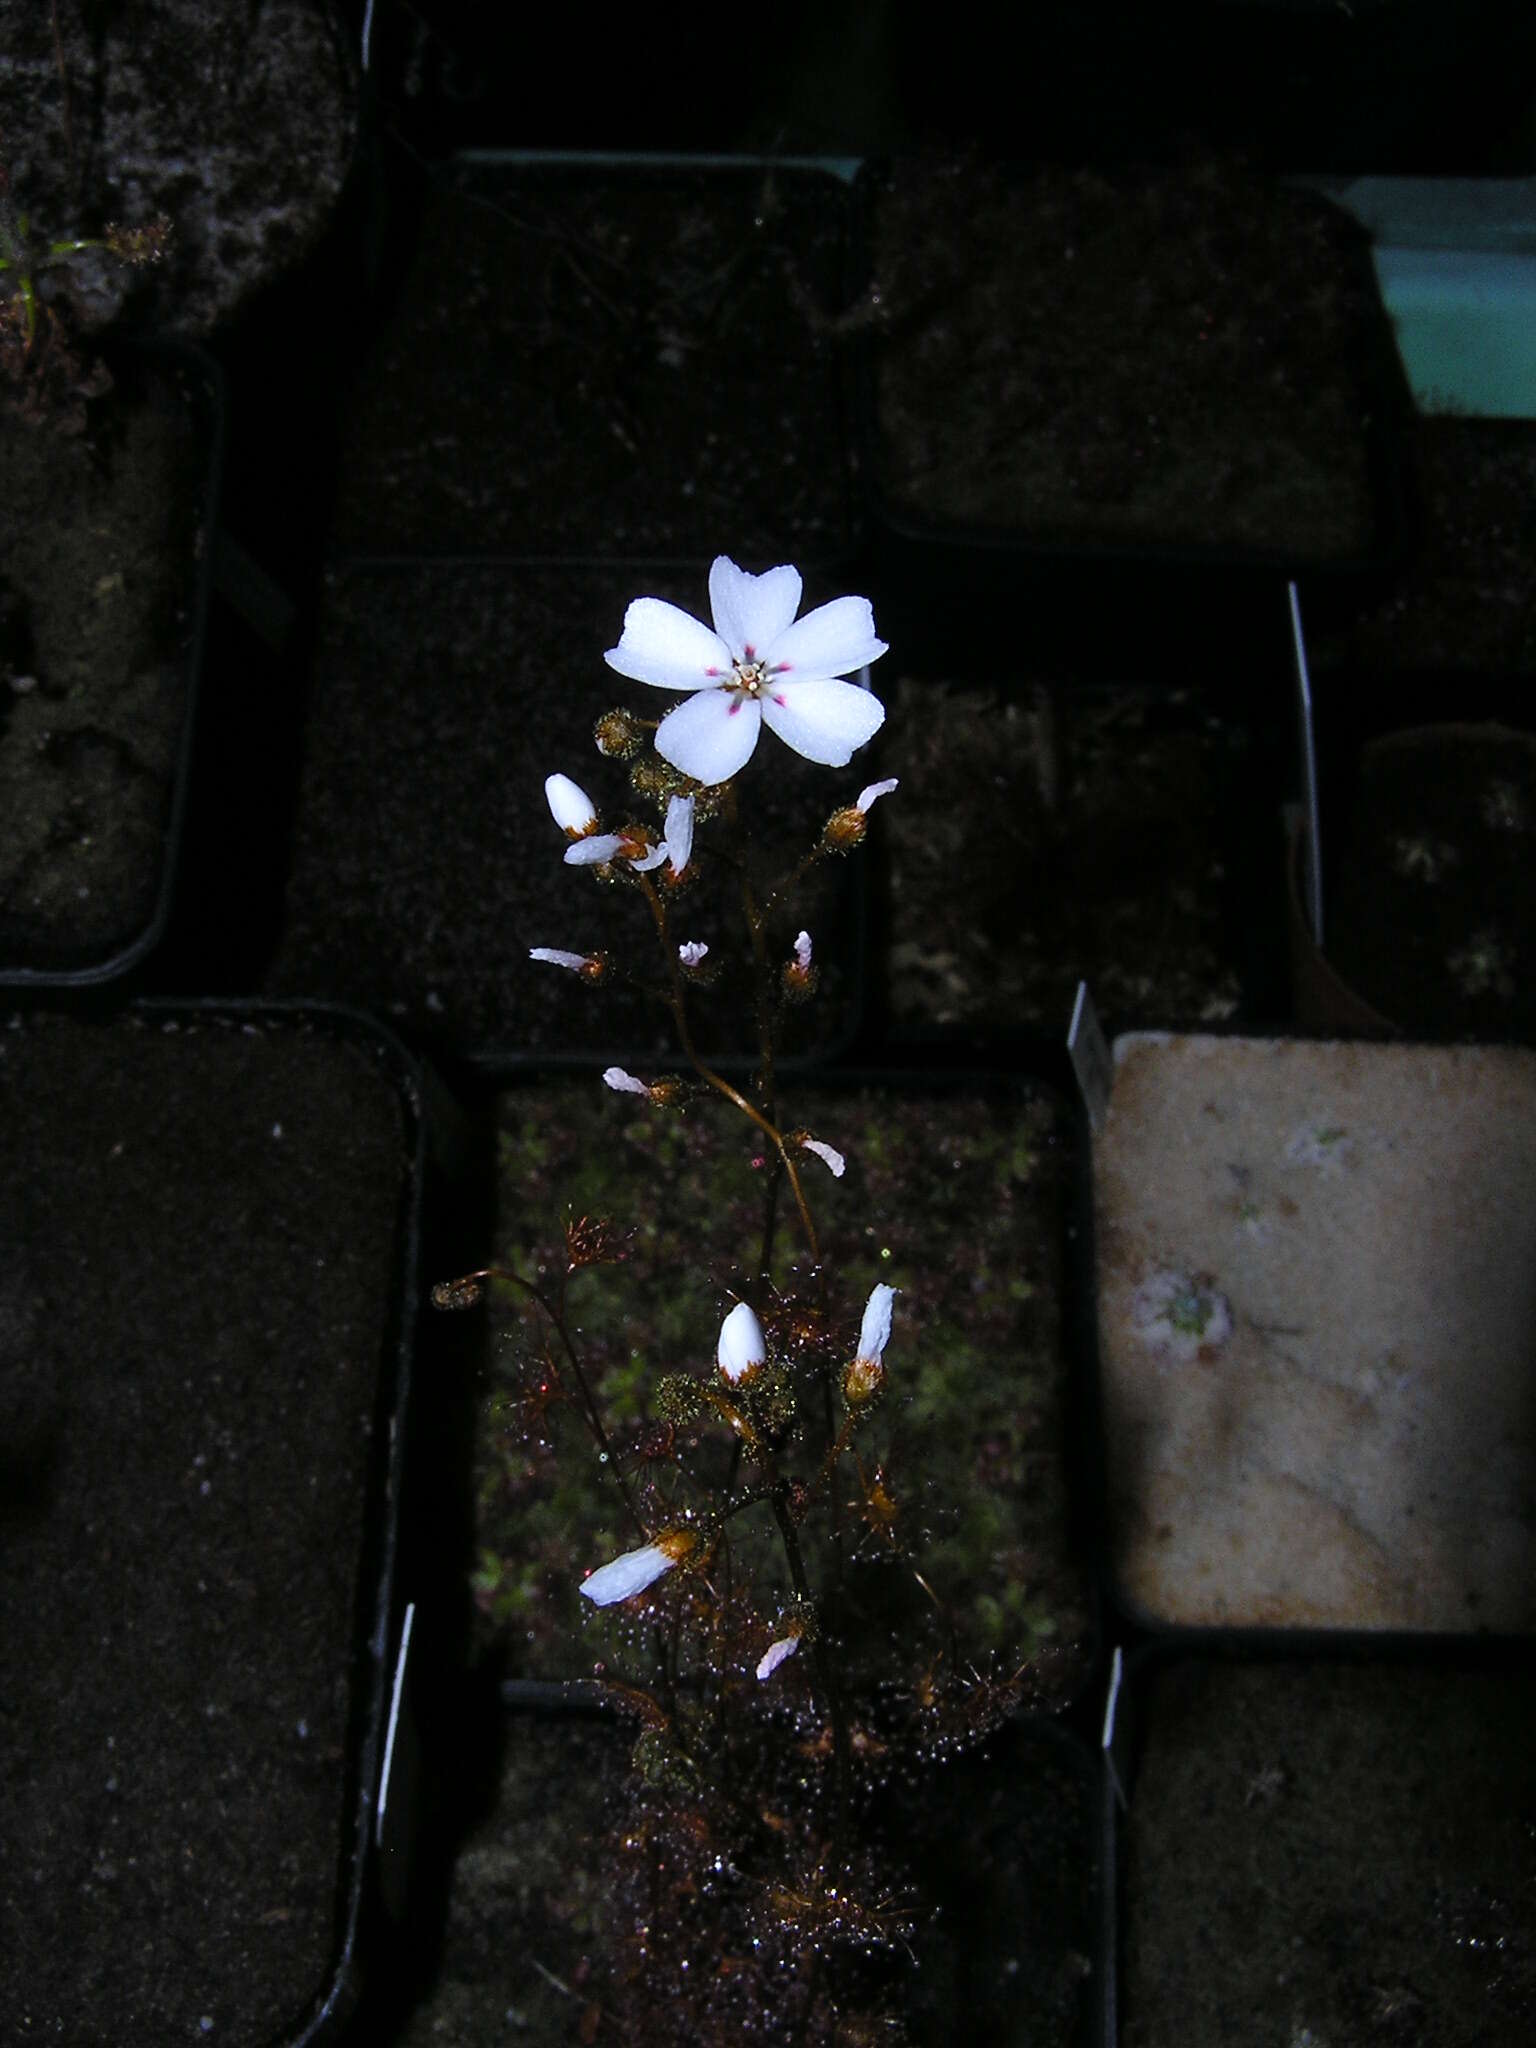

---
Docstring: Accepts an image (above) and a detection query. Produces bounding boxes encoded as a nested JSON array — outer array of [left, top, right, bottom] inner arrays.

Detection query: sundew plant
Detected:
[[0, 151, 169, 424], [435, 557, 1058, 2040]]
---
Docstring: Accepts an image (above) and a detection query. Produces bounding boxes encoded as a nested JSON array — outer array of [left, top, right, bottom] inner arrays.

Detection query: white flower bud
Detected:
[[717, 1301, 767, 1383], [546, 773, 599, 836]]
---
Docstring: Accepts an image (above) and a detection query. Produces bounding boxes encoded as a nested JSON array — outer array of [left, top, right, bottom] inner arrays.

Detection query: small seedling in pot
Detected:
[[0, 148, 170, 427]]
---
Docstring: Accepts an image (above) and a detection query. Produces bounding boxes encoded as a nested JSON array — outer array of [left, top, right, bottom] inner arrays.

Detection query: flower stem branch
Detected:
[[636, 871, 821, 1268], [439, 1263, 646, 1540]]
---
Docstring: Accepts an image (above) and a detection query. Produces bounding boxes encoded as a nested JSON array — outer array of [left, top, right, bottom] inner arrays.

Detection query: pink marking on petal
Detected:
[[705, 666, 721, 676], [772, 693, 787, 706], [729, 700, 742, 715], [771, 662, 792, 673], [742, 644, 755, 659]]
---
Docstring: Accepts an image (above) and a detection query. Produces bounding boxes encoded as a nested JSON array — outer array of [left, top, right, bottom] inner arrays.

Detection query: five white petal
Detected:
[[605, 556, 888, 784]]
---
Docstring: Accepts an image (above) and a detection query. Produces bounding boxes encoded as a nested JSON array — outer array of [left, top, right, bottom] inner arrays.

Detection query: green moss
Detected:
[[476, 1077, 1093, 1704]]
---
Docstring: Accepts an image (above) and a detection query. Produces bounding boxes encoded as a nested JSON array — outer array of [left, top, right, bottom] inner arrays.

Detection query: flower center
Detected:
[[729, 658, 768, 698]]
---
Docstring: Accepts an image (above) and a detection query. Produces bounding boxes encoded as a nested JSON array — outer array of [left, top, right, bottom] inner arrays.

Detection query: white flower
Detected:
[[857, 1284, 896, 1365], [604, 556, 888, 785], [855, 777, 899, 814], [528, 948, 590, 973], [546, 773, 599, 837], [717, 1301, 768, 1383], [579, 1539, 679, 1606], [678, 940, 709, 968], [603, 1067, 651, 1097], [793, 930, 813, 973], [756, 1635, 800, 1681], [564, 793, 695, 877], [800, 1136, 846, 1179]]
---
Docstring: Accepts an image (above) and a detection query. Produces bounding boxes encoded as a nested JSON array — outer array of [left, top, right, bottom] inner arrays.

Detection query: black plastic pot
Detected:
[[326, 151, 859, 566], [0, 342, 222, 987], [876, 674, 1294, 1052], [1, 1000, 421, 2045], [1294, 672, 1536, 1041], [1104, 1639, 1536, 2047], [849, 159, 1414, 677]]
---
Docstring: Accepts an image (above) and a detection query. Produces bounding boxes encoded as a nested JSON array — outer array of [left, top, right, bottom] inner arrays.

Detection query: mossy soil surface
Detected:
[[0, 1010, 410, 2047], [472, 1075, 1093, 1698], [397, 1072, 1102, 2046]]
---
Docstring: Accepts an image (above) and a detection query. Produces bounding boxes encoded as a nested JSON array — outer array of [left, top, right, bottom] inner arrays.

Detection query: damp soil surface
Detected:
[[878, 677, 1278, 1044], [330, 158, 854, 561], [266, 562, 868, 1063], [0, 0, 356, 337], [470, 1074, 1093, 1699], [1326, 722, 1536, 1039], [1122, 1656, 1536, 2048], [861, 157, 1398, 562], [0, 351, 213, 978], [395, 1708, 1098, 2048], [0, 1009, 411, 2046], [1316, 414, 1536, 679]]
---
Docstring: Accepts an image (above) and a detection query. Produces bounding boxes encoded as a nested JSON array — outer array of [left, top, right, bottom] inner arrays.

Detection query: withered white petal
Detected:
[[856, 1283, 897, 1364], [579, 1541, 677, 1606], [664, 793, 695, 876], [602, 1067, 651, 1097], [801, 1137, 846, 1179], [564, 833, 626, 867], [856, 777, 899, 815], [756, 1635, 800, 1681]]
